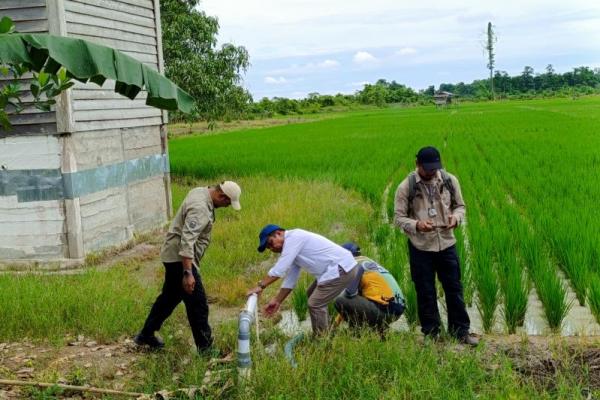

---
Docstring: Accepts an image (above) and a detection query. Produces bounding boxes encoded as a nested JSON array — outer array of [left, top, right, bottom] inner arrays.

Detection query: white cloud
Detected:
[[396, 47, 417, 56], [202, 0, 600, 61], [318, 59, 340, 68], [353, 51, 377, 64], [264, 76, 288, 84], [202, 0, 600, 97], [349, 81, 370, 87], [268, 59, 340, 76]]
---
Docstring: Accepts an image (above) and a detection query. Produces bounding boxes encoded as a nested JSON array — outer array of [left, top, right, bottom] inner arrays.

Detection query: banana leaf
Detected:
[[0, 33, 194, 113]]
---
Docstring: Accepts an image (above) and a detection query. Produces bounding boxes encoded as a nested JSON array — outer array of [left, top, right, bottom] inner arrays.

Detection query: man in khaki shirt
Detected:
[[394, 147, 477, 346], [135, 181, 241, 354]]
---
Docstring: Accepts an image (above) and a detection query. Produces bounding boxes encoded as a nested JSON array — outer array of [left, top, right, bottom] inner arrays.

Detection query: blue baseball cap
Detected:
[[341, 242, 361, 257], [257, 224, 284, 252]]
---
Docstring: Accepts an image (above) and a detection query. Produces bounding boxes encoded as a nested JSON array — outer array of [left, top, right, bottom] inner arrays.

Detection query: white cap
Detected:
[[220, 181, 241, 210]]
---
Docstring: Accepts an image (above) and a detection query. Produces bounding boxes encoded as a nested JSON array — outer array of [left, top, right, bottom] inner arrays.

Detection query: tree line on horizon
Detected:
[[203, 65, 600, 121]]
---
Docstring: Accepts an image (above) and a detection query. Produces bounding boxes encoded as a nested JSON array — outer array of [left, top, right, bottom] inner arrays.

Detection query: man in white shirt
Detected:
[[247, 224, 358, 335]]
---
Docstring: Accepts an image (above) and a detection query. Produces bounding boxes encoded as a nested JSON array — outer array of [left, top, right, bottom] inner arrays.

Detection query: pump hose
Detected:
[[283, 333, 305, 368]]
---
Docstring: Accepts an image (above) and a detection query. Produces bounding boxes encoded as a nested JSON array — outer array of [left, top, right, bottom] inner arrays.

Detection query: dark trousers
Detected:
[[141, 262, 212, 350], [334, 295, 403, 333], [408, 242, 470, 338]]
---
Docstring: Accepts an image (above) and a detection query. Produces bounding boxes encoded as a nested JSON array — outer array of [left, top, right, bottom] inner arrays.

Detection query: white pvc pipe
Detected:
[[246, 293, 258, 314], [237, 294, 258, 379]]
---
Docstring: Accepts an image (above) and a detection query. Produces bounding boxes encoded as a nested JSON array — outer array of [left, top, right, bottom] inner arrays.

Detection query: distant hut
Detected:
[[433, 91, 455, 107], [1, 0, 172, 266]]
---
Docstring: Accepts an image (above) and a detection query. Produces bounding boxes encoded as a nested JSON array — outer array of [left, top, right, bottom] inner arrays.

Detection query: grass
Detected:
[[0, 177, 373, 342], [248, 331, 593, 399], [0, 265, 156, 343], [291, 273, 310, 322], [172, 175, 373, 306]]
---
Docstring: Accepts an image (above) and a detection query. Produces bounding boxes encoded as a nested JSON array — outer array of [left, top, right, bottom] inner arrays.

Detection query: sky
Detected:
[[200, 0, 600, 99]]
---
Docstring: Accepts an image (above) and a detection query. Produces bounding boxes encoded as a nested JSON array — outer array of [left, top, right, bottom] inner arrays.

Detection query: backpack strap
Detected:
[[407, 171, 418, 217], [408, 170, 457, 215], [439, 169, 457, 208]]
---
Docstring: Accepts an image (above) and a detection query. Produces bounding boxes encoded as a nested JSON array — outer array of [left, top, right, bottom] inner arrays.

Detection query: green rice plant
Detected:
[[402, 281, 419, 328], [291, 275, 310, 322], [493, 225, 529, 334], [534, 265, 571, 332], [384, 240, 408, 283], [563, 239, 591, 306], [475, 263, 499, 333], [455, 226, 474, 307], [520, 230, 571, 332], [587, 275, 600, 323], [471, 236, 499, 334], [372, 222, 393, 249], [501, 261, 529, 334]]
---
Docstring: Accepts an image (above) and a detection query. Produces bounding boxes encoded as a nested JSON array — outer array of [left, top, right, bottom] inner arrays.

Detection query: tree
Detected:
[[520, 66, 535, 92], [161, 0, 250, 123], [484, 22, 497, 100]]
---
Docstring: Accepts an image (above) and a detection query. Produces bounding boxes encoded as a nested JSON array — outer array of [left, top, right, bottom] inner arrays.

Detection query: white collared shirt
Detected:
[[267, 229, 357, 289]]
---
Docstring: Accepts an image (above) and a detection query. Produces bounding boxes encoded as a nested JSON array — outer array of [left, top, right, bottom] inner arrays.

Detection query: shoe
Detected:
[[134, 332, 164, 349], [458, 334, 479, 347]]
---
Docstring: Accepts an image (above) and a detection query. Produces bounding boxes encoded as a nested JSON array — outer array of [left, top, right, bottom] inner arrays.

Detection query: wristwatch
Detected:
[[257, 280, 266, 289]]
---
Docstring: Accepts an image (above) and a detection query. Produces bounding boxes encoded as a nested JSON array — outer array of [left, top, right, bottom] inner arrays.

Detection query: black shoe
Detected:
[[457, 334, 479, 347], [134, 332, 164, 349]]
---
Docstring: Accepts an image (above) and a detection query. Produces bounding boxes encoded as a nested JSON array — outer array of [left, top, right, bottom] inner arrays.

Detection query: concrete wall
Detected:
[[0, 0, 171, 264], [0, 136, 67, 260], [61, 0, 169, 254]]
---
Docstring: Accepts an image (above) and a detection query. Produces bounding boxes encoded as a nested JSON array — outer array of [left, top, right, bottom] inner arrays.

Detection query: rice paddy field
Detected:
[[170, 96, 600, 336]]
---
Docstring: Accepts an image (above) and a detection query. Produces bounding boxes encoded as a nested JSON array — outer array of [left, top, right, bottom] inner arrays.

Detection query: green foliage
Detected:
[[0, 266, 156, 342], [161, 0, 250, 123], [248, 331, 587, 399], [0, 16, 15, 34], [0, 60, 69, 127], [441, 65, 600, 99], [291, 274, 310, 321]]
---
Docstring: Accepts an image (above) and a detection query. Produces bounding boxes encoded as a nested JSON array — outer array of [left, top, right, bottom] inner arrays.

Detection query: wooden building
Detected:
[[0, 0, 171, 266], [433, 91, 454, 107]]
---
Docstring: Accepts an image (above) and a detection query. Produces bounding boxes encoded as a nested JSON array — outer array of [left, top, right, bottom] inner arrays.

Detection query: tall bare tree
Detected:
[[485, 22, 497, 100]]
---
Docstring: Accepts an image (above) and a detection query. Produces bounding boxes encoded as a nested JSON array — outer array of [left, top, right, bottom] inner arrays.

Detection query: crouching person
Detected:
[[247, 225, 358, 336], [334, 242, 405, 337]]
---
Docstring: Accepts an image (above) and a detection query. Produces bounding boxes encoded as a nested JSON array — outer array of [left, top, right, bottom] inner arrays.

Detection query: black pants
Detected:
[[408, 242, 470, 338], [141, 262, 212, 350]]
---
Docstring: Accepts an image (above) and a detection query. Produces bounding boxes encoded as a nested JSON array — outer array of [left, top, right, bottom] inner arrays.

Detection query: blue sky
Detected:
[[201, 0, 600, 99]]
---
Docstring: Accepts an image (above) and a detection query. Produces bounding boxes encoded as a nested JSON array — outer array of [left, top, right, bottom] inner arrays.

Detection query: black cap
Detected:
[[416, 146, 442, 171]]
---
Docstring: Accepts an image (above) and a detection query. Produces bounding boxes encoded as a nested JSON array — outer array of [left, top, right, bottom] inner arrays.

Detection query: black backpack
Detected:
[[406, 169, 456, 216]]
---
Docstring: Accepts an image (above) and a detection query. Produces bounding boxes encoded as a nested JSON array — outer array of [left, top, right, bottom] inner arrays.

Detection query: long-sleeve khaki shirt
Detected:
[[160, 187, 214, 266], [394, 169, 466, 252]]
